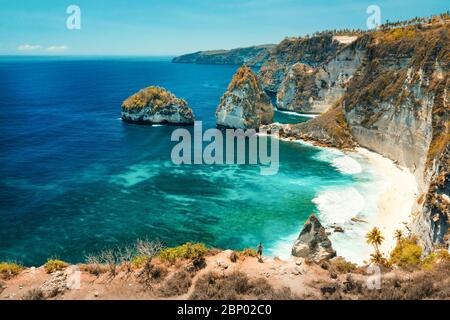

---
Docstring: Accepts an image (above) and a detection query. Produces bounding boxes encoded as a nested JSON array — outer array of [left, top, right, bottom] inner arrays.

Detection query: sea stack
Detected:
[[121, 86, 194, 125], [292, 214, 336, 262], [215, 65, 274, 129]]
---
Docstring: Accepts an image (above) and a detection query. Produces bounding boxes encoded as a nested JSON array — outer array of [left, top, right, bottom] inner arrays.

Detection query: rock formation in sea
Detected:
[[292, 214, 336, 262], [172, 44, 276, 67], [121, 86, 195, 125], [215, 65, 274, 129]]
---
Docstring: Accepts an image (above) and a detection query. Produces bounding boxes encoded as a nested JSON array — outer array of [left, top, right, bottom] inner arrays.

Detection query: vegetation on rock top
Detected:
[[122, 86, 187, 110]]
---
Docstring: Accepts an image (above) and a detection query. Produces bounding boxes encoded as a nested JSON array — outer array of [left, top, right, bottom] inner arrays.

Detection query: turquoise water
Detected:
[[0, 57, 379, 266]]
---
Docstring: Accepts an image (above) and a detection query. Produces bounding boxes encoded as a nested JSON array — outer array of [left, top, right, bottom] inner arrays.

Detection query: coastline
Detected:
[[273, 135, 418, 264], [356, 147, 418, 256]]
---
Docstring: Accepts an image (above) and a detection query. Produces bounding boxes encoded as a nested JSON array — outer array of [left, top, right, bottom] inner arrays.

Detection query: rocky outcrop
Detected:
[[276, 39, 364, 114], [292, 214, 336, 262], [215, 65, 274, 129], [172, 45, 275, 67], [257, 33, 346, 93], [262, 102, 357, 149], [121, 86, 194, 125]]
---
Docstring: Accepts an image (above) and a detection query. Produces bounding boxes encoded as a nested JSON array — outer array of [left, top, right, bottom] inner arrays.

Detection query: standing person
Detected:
[[257, 242, 263, 261]]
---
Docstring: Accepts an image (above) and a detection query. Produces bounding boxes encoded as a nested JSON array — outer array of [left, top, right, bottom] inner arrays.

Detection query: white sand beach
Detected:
[[356, 147, 418, 256]]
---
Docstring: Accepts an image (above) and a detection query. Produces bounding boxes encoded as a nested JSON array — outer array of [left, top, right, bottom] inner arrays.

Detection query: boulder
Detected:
[[292, 214, 336, 262], [215, 65, 274, 129], [121, 86, 194, 125]]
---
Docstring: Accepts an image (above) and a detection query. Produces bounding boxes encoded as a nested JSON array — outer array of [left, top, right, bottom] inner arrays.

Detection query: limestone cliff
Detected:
[[274, 19, 449, 251], [172, 44, 275, 67], [216, 65, 274, 129], [121, 86, 194, 125], [276, 37, 364, 114], [342, 22, 449, 252], [257, 33, 346, 93]]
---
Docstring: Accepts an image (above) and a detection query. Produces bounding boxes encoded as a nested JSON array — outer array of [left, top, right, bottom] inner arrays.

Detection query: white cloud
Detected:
[[17, 44, 42, 51], [46, 45, 68, 52]]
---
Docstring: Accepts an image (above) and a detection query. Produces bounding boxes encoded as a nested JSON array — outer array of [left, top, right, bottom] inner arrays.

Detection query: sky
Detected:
[[0, 0, 448, 56]]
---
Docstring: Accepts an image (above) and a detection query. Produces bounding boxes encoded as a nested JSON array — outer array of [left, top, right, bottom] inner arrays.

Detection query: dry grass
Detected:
[[21, 288, 45, 300], [189, 271, 299, 300], [228, 65, 260, 92], [330, 257, 357, 274], [158, 270, 192, 297], [122, 86, 186, 110]]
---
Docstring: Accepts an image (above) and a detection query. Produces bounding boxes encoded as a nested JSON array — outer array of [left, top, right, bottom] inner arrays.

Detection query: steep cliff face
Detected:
[[265, 19, 449, 251], [121, 86, 195, 125], [257, 33, 346, 93], [172, 44, 275, 67], [342, 23, 449, 251], [276, 40, 365, 113], [216, 65, 274, 129]]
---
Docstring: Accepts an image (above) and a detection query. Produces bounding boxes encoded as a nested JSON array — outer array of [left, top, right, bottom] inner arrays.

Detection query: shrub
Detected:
[[135, 240, 164, 288], [158, 271, 192, 297], [44, 260, 68, 274], [330, 256, 357, 273], [21, 288, 45, 300], [0, 262, 24, 279], [159, 243, 209, 264], [389, 237, 422, 269], [150, 264, 168, 281], [238, 248, 258, 257], [83, 255, 108, 276], [421, 250, 450, 270], [189, 271, 299, 300], [131, 255, 147, 269]]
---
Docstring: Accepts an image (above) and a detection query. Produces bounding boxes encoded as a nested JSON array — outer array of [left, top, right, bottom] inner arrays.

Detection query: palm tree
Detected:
[[394, 229, 404, 244], [366, 227, 385, 254], [369, 251, 388, 266]]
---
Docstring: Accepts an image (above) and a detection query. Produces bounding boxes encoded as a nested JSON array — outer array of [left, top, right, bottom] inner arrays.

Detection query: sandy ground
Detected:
[[356, 148, 418, 255]]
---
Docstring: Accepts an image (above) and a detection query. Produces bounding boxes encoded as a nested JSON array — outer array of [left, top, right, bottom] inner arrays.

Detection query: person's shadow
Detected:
[[258, 256, 263, 263]]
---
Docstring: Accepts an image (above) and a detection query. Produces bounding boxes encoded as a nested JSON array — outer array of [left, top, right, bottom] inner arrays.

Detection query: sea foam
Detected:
[[275, 109, 318, 118], [313, 187, 365, 225], [314, 149, 363, 175]]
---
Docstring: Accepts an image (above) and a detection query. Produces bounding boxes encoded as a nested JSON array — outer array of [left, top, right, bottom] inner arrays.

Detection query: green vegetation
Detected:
[[330, 256, 357, 273], [131, 255, 147, 269], [159, 242, 209, 264], [122, 86, 186, 110], [228, 65, 259, 91], [389, 236, 423, 269], [366, 227, 389, 266], [237, 248, 258, 257], [366, 227, 384, 254], [44, 259, 68, 274], [0, 262, 23, 279], [421, 250, 450, 270]]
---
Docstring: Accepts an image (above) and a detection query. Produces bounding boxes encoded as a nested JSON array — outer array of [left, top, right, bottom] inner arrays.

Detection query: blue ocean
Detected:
[[0, 57, 382, 266]]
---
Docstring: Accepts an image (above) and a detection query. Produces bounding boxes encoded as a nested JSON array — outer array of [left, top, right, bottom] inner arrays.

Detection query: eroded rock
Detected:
[[121, 86, 194, 125], [292, 214, 336, 262], [216, 65, 274, 129]]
